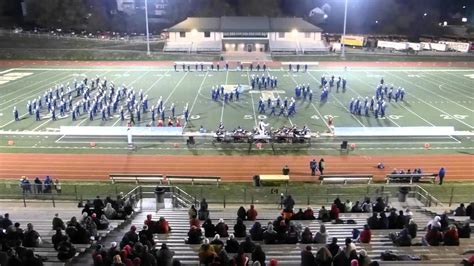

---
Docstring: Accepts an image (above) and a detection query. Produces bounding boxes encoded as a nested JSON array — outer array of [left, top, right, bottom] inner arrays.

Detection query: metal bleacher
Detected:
[[163, 42, 192, 53]]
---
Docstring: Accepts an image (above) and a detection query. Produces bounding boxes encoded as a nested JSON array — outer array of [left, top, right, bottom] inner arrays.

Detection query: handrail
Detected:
[[414, 185, 444, 207]]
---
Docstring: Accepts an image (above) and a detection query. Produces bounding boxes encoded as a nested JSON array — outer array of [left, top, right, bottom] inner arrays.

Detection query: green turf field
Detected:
[[0, 65, 473, 154]]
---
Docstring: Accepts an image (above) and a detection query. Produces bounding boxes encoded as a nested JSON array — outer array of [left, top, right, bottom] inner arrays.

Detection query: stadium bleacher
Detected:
[[163, 42, 192, 53]]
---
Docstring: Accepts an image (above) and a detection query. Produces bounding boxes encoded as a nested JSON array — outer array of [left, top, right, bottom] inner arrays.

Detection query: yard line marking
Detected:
[[55, 134, 66, 143], [0, 69, 14, 75], [268, 70, 293, 126], [386, 71, 474, 129], [346, 72, 401, 127], [220, 71, 229, 123], [163, 72, 189, 105], [305, 71, 366, 127], [246, 71, 258, 127], [441, 70, 474, 84], [448, 135, 462, 144], [0, 70, 50, 90], [423, 71, 472, 95], [186, 72, 209, 129], [438, 84, 474, 101]]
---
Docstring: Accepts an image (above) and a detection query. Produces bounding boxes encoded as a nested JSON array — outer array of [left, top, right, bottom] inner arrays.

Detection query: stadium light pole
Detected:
[[341, 0, 348, 57], [145, 0, 151, 56]]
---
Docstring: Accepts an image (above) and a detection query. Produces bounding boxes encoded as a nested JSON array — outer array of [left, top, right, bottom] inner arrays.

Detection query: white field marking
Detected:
[[32, 118, 53, 131], [163, 71, 189, 105], [345, 72, 400, 127], [268, 70, 293, 126], [185, 72, 209, 129], [0, 69, 14, 75], [0, 71, 50, 89], [55, 135, 66, 143], [10, 68, 173, 72], [448, 135, 462, 144], [423, 71, 473, 93], [403, 71, 474, 112], [246, 71, 258, 127], [306, 71, 366, 127], [438, 84, 474, 101], [385, 71, 474, 129], [220, 71, 229, 123]]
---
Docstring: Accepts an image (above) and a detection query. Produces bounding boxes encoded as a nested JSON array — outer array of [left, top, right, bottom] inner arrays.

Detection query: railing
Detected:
[[411, 185, 444, 207]]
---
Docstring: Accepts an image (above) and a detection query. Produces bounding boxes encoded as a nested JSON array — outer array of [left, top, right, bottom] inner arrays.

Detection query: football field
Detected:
[[0, 64, 473, 153]]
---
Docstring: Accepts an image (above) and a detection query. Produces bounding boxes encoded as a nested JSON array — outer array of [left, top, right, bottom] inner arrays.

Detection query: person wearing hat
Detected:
[[120, 225, 138, 249], [301, 245, 316, 266]]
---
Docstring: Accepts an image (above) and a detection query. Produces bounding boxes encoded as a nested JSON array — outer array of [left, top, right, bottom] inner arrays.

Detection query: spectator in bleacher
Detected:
[[292, 208, 304, 220], [155, 243, 175, 266], [237, 206, 247, 220], [23, 223, 41, 247], [52, 213, 66, 230], [352, 228, 360, 241], [23, 249, 44, 266], [96, 214, 110, 230], [199, 238, 216, 265], [313, 224, 328, 244], [251, 245, 266, 265], [103, 203, 118, 220], [81, 200, 93, 216], [455, 203, 467, 216], [188, 205, 198, 219], [94, 254, 105, 266], [190, 215, 201, 229], [351, 201, 362, 213], [138, 225, 154, 248], [249, 222, 263, 241], [216, 218, 229, 238], [333, 238, 358, 266], [458, 220, 471, 238], [424, 225, 443, 246], [357, 249, 371, 266], [440, 212, 450, 231], [396, 210, 407, 229], [373, 197, 386, 213], [144, 214, 157, 233], [57, 237, 77, 261], [157, 216, 171, 234], [301, 227, 313, 244], [330, 203, 340, 221], [52, 229, 68, 250], [301, 245, 316, 266], [34, 177, 43, 194], [283, 195, 295, 212], [388, 209, 398, 229], [0, 213, 12, 229], [334, 198, 345, 214], [112, 254, 125, 266], [199, 198, 209, 220], [378, 212, 389, 229], [241, 236, 256, 252], [120, 225, 138, 249], [466, 202, 474, 219], [286, 225, 299, 244], [444, 225, 460, 246], [202, 219, 215, 238], [225, 234, 240, 253], [361, 199, 372, 213], [326, 237, 340, 257], [405, 208, 413, 221], [66, 216, 90, 244], [344, 200, 353, 213], [407, 219, 418, 238], [214, 247, 231, 265], [81, 213, 98, 240], [367, 213, 378, 229], [93, 195, 105, 217], [389, 225, 412, 246], [186, 225, 202, 244], [5, 222, 23, 247], [359, 225, 372, 244], [234, 218, 247, 238], [106, 242, 119, 264], [427, 216, 442, 230], [210, 234, 224, 253], [318, 206, 330, 222], [247, 205, 258, 221], [303, 207, 315, 220], [92, 244, 107, 264], [263, 224, 277, 244], [315, 246, 333, 266]]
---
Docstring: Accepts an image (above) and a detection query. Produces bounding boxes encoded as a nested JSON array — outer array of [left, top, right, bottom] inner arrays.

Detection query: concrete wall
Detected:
[[269, 32, 321, 42], [169, 31, 222, 42]]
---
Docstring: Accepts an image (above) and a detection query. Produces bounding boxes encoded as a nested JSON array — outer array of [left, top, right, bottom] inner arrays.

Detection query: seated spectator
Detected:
[[333, 238, 358, 266], [358, 249, 371, 266], [351, 201, 362, 213], [81, 213, 98, 240], [241, 236, 256, 253], [198, 198, 209, 221], [144, 214, 157, 232], [466, 202, 474, 219], [361, 199, 372, 213], [189, 215, 200, 229], [303, 207, 315, 220], [210, 234, 224, 253], [313, 224, 328, 244], [359, 225, 371, 244], [93, 195, 105, 217], [334, 198, 345, 214], [396, 210, 406, 229], [66, 216, 90, 244], [52, 213, 66, 230], [120, 226, 138, 249], [247, 205, 258, 221], [326, 237, 340, 257], [97, 214, 110, 231], [405, 208, 413, 221], [251, 245, 266, 266], [202, 218, 215, 238], [367, 213, 379, 230], [232, 248, 249, 266], [455, 203, 467, 216], [215, 248, 230, 265], [215, 219, 229, 238], [263, 224, 277, 244], [318, 206, 330, 222], [461, 255, 474, 266], [440, 213, 449, 231], [301, 227, 313, 244], [286, 225, 299, 244], [301, 245, 316, 266], [444, 225, 460, 246], [315, 246, 333, 266], [373, 197, 386, 213], [249, 222, 264, 241], [378, 212, 389, 229], [345, 200, 353, 213], [24, 249, 43, 266], [330, 204, 340, 220], [199, 238, 216, 265], [388, 209, 398, 229], [186, 225, 203, 244], [94, 254, 105, 266], [103, 203, 118, 220], [0, 213, 12, 229], [112, 254, 125, 266], [458, 220, 471, 238], [233, 218, 247, 238], [282, 209, 293, 220], [52, 229, 68, 250], [237, 206, 247, 220], [352, 228, 360, 241], [23, 223, 41, 247], [225, 234, 240, 253], [92, 244, 107, 264], [157, 216, 171, 234], [106, 242, 119, 264], [57, 238, 77, 261], [401, 219, 415, 239], [188, 205, 197, 219], [138, 225, 154, 248], [424, 225, 443, 246], [292, 208, 304, 220], [427, 216, 441, 230], [155, 243, 175, 266]]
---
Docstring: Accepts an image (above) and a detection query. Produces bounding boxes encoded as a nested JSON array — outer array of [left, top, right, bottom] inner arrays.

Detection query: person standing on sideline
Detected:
[[310, 159, 317, 176], [438, 167, 446, 185], [318, 158, 325, 175]]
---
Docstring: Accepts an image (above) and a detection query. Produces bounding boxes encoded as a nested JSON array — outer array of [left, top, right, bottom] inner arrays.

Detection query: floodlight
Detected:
[[443, 21, 448, 26], [462, 17, 467, 23], [423, 13, 427, 16], [291, 29, 298, 34], [191, 29, 198, 35]]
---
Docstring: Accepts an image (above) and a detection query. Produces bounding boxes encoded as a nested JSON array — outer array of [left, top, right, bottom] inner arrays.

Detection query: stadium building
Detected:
[[164, 16, 327, 54]]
